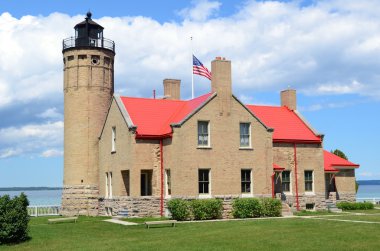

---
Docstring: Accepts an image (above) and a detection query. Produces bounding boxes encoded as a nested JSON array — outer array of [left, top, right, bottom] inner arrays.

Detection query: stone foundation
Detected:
[[61, 185, 99, 216]]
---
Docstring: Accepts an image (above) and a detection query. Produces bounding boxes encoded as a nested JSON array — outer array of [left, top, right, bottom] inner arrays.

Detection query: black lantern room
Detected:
[[63, 12, 115, 52]]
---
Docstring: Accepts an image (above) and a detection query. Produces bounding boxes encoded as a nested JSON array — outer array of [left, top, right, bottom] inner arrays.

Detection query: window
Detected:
[[240, 123, 251, 147], [305, 171, 313, 192], [306, 203, 315, 210], [121, 170, 130, 196], [241, 169, 252, 193], [105, 172, 109, 198], [198, 121, 209, 146], [165, 169, 171, 197], [105, 172, 113, 198], [141, 170, 152, 196], [198, 169, 210, 194], [111, 126, 116, 152], [282, 171, 291, 192]]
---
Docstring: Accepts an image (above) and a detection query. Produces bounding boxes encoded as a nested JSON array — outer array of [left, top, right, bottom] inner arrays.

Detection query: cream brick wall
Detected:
[[98, 99, 161, 198], [63, 48, 114, 186], [335, 169, 356, 194], [273, 143, 324, 198], [164, 96, 273, 197]]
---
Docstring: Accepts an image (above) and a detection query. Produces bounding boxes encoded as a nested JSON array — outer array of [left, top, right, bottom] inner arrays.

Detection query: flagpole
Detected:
[[191, 36, 194, 99]]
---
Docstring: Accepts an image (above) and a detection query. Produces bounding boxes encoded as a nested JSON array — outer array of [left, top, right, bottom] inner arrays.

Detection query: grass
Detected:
[[293, 210, 338, 216], [2, 214, 380, 250], [122, 216, 169, 223]]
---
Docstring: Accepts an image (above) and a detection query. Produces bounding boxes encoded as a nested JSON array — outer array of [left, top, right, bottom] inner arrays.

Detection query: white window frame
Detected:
[[109, 172, 113, 199], [282, 170, 292, 195], [239, 122, 251, 148], [197, 121, 210, 148], [111, 126, 116, 153], [105, 172, 109, 198], [304, 170, 314, 195], [198, 169, 211, 198], [241, 169, 253, 197], [165, 169, 171, 198]]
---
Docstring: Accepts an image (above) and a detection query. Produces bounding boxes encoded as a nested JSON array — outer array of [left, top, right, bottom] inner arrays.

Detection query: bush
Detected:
[[232, 198, 262, 218], [190, 199, 223, 220], [0, 193, 30, 244], [337, 201, 374, 210], [261, 198, 282, 217], [232, 198, 282, 218], [167, 198, 190, 221]]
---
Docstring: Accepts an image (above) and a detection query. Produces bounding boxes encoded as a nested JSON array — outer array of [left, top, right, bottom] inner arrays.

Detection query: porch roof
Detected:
[[324, 150, 359, 173]]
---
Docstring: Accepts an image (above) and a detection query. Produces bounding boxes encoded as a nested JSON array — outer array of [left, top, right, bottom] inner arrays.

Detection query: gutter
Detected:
[[160, 139, 164, 217], [293, 143, 300, 211]]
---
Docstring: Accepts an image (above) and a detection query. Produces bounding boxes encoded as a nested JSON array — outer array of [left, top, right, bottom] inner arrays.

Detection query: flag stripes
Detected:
[[193, 55, 212, 80]]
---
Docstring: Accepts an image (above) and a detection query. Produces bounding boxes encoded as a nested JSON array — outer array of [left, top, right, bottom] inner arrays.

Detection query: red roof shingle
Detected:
[[324, 150, 359, 172]]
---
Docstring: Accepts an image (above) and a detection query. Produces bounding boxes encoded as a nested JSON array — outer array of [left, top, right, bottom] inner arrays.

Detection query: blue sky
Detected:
[[0, 0, 379, 187]]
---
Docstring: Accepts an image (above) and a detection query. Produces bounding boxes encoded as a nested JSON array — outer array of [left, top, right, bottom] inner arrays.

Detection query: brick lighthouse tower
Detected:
[[61, 12, 115, 215]]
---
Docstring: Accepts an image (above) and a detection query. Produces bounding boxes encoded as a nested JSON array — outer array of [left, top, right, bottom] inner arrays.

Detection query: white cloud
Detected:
[[40, 149, 63, 158], [37, 107, 62, 120], [0, 121, 63, 158], [1, 0, 380, 158], [178, 0, 221, 22]]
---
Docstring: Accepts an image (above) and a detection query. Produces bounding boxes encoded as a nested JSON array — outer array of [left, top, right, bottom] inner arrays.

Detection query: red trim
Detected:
[[271, 172, 275, 198], [135, 133, 172, 140], [273, 139, 321, 144], [160, 139, 164, 217], [294, 143, 300, 211]]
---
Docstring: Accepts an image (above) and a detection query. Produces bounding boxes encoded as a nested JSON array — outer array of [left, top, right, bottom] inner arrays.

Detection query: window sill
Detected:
[[241, 193, 253, 198], [239, 147, 253, 150], [283, 192, 292, 196], [197, 146, 212, 149], [165, 195, 171, 199], [305, 192, 315, 196], [198, 194, 212, 199]]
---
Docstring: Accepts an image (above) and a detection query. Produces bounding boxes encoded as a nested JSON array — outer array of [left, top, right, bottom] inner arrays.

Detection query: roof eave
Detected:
[[171, 93, 217, 127]]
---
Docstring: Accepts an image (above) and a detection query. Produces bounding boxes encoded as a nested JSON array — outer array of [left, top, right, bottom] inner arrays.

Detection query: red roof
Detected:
[[120, 93, 212, 138], [324, 150, 359, 172], [247, 105, 321, 143]]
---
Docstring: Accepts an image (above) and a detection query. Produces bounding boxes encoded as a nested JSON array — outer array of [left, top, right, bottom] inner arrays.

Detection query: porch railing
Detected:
[[27, 205, 61, 217]]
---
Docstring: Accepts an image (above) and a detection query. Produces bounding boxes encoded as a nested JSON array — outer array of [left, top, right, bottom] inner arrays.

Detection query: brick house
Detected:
[[61, 14, 359, 217]]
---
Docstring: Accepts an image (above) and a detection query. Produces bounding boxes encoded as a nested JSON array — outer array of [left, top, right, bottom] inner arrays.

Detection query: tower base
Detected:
[[61, 185, 99, 216]]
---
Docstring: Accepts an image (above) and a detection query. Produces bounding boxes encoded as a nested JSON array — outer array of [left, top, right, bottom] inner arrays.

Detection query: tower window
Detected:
[[91, 55, 100, 65], [67, 56, 74, 61], [111, 127, 116, 153], [78, 55, 87, 60]]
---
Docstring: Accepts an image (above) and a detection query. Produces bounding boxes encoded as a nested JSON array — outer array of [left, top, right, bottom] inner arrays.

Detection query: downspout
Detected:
[[293, 143, 300, 211], [160, 139, 164, 217], [271, 172, 275, 198]]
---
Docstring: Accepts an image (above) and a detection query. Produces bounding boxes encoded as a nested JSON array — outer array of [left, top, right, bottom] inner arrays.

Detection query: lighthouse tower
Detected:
[[62, 12, 115, 215]]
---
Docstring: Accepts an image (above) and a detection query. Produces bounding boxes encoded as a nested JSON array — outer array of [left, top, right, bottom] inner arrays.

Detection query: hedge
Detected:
[[167, 198, 190, 221], [190, 199, 223, 220], [167, 198, 223, 221], [0, 193, 30, 244], [232, 198, 282, 218], [336, 201, 374, 210]]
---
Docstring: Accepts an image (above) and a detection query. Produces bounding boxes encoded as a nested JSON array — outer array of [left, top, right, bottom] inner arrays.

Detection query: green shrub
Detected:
[[0, 193, 30, 244], [232, 198, 262, 218], [261, 198, 282, 217], [190, 199, 223, 220], [337, 201, 374, 210], [167, 198, 190, 221], [232, 198, 282, 218]]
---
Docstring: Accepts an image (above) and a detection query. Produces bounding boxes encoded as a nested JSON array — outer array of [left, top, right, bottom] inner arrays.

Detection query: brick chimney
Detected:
[[163, 79, 181, 100], [211, 57, 232, 115], [281, 89, 297, 110]]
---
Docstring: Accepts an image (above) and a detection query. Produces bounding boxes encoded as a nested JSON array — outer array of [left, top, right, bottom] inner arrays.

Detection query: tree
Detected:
[[331, 149, 348, 160]]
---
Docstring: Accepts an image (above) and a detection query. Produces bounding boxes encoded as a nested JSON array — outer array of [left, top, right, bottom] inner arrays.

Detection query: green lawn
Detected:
[[2, 214, 380, 250]]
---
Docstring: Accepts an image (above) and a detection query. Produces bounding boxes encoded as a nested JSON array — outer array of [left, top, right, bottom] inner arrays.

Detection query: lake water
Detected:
[[0, 189, 62, 206], [0, 185, 379, 206]]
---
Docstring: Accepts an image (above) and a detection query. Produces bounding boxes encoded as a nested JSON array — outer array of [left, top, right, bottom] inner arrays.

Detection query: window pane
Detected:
[[240, 123, 250, 147], [241, 170, 251, 193], [198, 121, 209, 146], [198, 169, 210, 194]]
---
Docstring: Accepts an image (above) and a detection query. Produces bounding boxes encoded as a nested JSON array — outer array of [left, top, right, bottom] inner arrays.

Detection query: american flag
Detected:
[[193, 55, 212, 80]]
